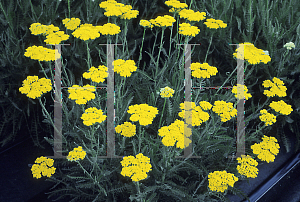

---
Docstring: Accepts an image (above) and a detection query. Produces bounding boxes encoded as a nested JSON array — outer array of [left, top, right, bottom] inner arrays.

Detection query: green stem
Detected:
[[38, 97, 60, 135], [213, 65, 238, 98], [86, 41, 91, 69], [38, 61, 49, 79], [137, 28, 146, 68], [68, 0, 71, 19], [123, 21, 128, 54], [156, 27, 165, 73], [168, 15, 175, 57], [158, 98, 167, 130], [204, 34, 213, 63]]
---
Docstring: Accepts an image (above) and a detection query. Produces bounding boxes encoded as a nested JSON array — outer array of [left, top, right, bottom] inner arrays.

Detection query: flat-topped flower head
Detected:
[[259, 109, 277, 126], [81, 107, 107, 126], [62, 17, 81, 30], [19, 76, 52, 99], [24, 45, 61, 61], [262, 77, 287, 97], [31, 156, 56, 179], [165, 0, 188, 13], [140, 19, 154, 29], [190, 62, 218, 79], [121, 153, 152, 182], [208, 170, 238, 192], [149, 15, 176, 28], [68, 84, 96, 105], [251, 135, 280, 163], [115, 122, 136, 137], [83, 65, 108, 83], [178, 23, 200, 37], [233, 42, 271, 65], [127, 103, 159, 126], [179, 9, 206, 22], [160, 86, 175, 98], [232, 84, 252, 100], [72, 24, 101, 41], [113, 59, 137, 77], [204, 18, 227, 29], [67, 146, 87, 161], [96, 23, 121, 35], [236, 155, 259, 178], [44, 31, 69, 45], [269, 100, 293, 115], [284, 42, 295, 50]]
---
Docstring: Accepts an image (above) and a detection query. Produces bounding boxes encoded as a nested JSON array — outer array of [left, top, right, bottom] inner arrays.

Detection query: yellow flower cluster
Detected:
[[190, 62, 218, 79], [149, 15, 176, 28], [99, 0, 139, 20], [67, 146, 87, 162], [160, 86, 175, 98], [208, 170, 239, 193], [251, 135, 280, 163], [139, 19, 154, 29], [19, 76, 52, 99], [259, 109, 277, 126], [115, 122, 136, 137], [178, 23, 200, 37], [284, 42, 295, 50], [72, 24, 101, 41], [232, 84, 252, 100], [44, 31, 70, 45], [96, 23, 121, 35], [212, 101, 237, 122], [113, 59, 137, 77], [68, 84, 96, 105], [236, 155, 259, 178], [269, 100, 293, 115], [31, 156, 56, 179], [29, 23, 60, 36], [158, 119, 192, 149], [62, 17, 81, 30], [127, 104, 159, 126], [83, 65, 108, 83], [178, 101, 211, 126], [120, 153, 152, 182], [204, 18, 227, 29], [262, 77, 287, 97], [179, 9, 206, 22], [24, 45, 61, 61], [81, 107, 107, 126], [29, 22, 69, 45], [164, 0, 188, 13], [233, 42, 271, 65]]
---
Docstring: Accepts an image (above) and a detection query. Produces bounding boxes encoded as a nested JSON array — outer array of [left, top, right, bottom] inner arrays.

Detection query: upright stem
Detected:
[[68, 0, 71, 19], [204, 34, 213, 63], [156, 28, 165, 73], [137, 29, 146, 68], [86, 41, 91, 69], [158, 98, 167, 130]]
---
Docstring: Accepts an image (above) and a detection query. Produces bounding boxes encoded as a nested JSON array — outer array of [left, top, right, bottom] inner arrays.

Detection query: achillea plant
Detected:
[[21, 0, 297, 201]]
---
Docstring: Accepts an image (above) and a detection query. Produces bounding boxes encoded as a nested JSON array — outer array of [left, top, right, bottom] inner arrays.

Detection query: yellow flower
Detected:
[[199, 101, 212, 110], [178, 9, 206, 22], [29, 23, 49, 35], [120, 9, 139, 20], [115, 122, 136, 137], [251, 135, 280, 163], [232, 84, 252, 100], [204, 18, 227, 29], [44, 31, 69, 45], [149, 15, 176, 27], [120, 153, 152, 182], [233, 42, 271, 65], [178, 23, 200, 37], [269, 100, 293, 115], [160, 86, 175, 98], [127, 103, 159, 126], [165, 0, 188, 13], [72, 24, 101, 41], [113, 59, 137, 77], [62, 17, 81, 30], [158, 119, 192, 149], [212, 100, 237, 122], [96, 23, 121, 35], [139, 19, 154, 29], [24, 45, 61, 62], [262, 77, 287, 97], [68, 84, 96, 105], [67, 146, 87, 161], [100, 1, 126, 17], [178, 101, 210, 126], [190, 62, 218, 79], [284, 42, 295, 50], [259, 109, 277, 126], [31, 156, 56, 179], [236, 155, 259, 178], [19, 76, 52, 99], [83, 65, 108, 83], [81, 107, 107, 126], [208, 170, 238, 192]]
